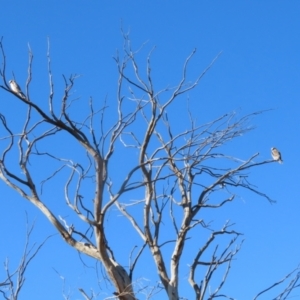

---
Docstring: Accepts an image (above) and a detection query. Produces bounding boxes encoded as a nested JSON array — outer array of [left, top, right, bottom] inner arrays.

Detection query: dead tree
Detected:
[[0, 35, 298, 299]]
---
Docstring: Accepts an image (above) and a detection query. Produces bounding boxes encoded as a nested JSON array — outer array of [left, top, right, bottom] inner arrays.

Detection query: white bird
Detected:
[[9, 80, 26, 98], [271, 147, 283, 163]]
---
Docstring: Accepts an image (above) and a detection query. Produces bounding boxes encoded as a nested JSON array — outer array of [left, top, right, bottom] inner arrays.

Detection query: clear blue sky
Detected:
[[0, 1, 299, 299]]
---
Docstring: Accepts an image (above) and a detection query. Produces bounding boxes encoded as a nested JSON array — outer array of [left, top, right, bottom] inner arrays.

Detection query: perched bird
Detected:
[[9, 80, 26, 98], [271, 147, 283, 163]]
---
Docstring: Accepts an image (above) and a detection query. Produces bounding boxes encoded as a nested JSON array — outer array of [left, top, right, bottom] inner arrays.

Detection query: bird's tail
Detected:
[[19, 92, 26, 99]]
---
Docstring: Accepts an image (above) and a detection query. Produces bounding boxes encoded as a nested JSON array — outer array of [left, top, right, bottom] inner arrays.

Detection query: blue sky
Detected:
[[0, 1, 299, 299]]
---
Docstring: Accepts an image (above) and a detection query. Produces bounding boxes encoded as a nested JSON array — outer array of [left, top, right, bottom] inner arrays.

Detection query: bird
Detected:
[[271, 147, 283, 163], [9, 80, 26, 98]]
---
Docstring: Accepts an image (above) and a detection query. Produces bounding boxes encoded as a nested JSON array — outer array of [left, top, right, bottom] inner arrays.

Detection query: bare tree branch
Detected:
[[253, 265, 300, 300], [0, 216, 51, 300]]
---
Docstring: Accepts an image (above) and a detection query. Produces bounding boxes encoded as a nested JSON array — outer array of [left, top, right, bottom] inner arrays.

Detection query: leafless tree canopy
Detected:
[[0, 35, 299, 299]]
